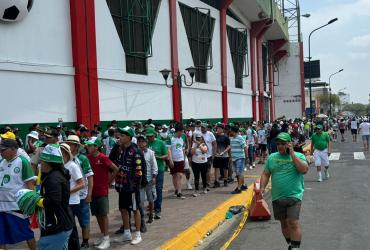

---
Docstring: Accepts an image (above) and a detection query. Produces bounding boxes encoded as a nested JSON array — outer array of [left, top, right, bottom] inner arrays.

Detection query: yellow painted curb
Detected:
[[158, 184, 256, 250]]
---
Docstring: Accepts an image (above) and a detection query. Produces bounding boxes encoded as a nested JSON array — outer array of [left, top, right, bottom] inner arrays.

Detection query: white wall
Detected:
[[0, 0, 75, 124], [95, 0, 173, 121], [274, 43, 302, 119]]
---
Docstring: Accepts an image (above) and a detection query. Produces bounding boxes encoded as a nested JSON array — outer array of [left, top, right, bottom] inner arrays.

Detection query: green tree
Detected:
[[317, 93, 340, 111], [343, 103, 367, 116]]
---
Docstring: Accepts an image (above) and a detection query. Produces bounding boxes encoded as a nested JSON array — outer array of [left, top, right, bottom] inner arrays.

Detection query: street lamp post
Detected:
[[328, 68, 344, 117], [160, 67, 197, 122], [308, 17, 338, 134]]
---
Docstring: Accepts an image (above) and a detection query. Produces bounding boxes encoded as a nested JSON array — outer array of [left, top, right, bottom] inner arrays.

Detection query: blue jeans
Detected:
[[154, 171, 164, 214], [248, 145, 254, 164], [38, 229, 72, 250]]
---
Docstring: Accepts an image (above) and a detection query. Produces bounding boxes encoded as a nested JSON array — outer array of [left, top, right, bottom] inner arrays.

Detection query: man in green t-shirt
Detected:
[[260, 132, 308, 250], [146, 128, 168, 219], [310, 124, 332, 182]]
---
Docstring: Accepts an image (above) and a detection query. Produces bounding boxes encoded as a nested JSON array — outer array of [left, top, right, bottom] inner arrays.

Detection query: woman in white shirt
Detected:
[[191, 135, 208, 195]]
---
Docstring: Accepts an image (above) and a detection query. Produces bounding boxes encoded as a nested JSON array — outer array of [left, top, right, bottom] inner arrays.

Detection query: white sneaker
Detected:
[[203, 189, 208, 194], [114, 232, 132, 243], [187, 181, 193, 190], [252, 163, 256, 168], [97, 238, 110, 250], [324, 169, 330, 179], [93, 238, 103, 246], [317, 172, 322, 182], [131, 232, 142, 245]]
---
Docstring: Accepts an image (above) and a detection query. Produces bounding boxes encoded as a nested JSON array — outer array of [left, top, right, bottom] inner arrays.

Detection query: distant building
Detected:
[[338, 91, 350, 105]]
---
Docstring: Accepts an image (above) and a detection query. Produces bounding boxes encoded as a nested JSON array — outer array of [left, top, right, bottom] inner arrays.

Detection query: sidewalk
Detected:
[[98, 166, 264, 250], [14, 164, 264, 250]]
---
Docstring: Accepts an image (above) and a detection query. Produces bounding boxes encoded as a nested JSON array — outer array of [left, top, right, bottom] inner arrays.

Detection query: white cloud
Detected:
[[348, 52, 369, 60], [347, 34, 370, 48]]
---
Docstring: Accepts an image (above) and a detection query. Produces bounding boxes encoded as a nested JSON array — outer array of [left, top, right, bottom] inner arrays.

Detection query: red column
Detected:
[[85, 1, 100, 128], [299, 42, 306, 115], [257, 37, 265, 121], [70, 0, 100, 129], [220, 0, 232, 124], [169, 0, 181, 122], [250, 35, 257, 121], [251, 20, 270, 121], [268, 59, 274, 121]]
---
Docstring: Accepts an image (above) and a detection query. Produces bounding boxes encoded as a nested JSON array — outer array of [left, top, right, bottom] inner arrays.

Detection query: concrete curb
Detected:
[[158, 183, 255, 250]]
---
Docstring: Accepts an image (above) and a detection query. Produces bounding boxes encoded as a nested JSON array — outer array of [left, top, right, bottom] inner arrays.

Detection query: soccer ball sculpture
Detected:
[[0, 0, 34, 22]]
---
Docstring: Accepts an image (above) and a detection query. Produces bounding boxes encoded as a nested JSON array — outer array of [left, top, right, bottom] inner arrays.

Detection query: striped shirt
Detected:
[[230, 135, 247, 161]]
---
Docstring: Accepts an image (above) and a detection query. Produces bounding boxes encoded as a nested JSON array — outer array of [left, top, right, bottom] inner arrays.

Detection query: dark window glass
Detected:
[[199, 0, 221, 10], [106, 0, 161, 75], [179, 3, 215, 83], [227, 26, 248, 88]]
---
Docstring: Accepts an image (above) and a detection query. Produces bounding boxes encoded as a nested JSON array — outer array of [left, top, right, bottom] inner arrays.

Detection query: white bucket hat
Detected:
[[27, 131, 39, 140]]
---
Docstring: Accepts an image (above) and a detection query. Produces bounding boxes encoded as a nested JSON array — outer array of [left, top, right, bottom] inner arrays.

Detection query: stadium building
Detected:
[[0, 0, 305, 133]]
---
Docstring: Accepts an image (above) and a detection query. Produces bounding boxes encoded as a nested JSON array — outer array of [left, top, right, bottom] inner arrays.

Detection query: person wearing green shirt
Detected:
[[310, 124, 332, 182], [146, 128, 168, 219], [260, 132, 308, 250]]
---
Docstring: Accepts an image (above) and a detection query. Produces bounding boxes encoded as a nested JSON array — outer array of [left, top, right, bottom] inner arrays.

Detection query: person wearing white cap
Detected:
[[359, 119, 370, 151], [25, 131, 39, 157]]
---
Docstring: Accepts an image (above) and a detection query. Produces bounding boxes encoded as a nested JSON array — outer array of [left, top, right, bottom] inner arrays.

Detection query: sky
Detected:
[[300, 0, 370, 104]]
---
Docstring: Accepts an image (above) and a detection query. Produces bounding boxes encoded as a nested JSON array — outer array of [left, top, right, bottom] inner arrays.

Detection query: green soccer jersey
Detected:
[[311, 132, 330, 151], [148, 139, 168, 173], [265, 152, 307, 201]]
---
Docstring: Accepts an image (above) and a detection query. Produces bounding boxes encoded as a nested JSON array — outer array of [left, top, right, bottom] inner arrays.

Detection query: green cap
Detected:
[[276, 132, 292, 142], [84, 137, 102, 147], [116, 126, 135, 137], [145, 127, 156, 137], [316, 124, 323, 129], [40, 144, 64, 164]]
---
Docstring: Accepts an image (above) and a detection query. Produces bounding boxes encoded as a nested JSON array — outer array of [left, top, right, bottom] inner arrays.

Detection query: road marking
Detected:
[[354, 152, 366, 160], [329, 152, 341, 161]]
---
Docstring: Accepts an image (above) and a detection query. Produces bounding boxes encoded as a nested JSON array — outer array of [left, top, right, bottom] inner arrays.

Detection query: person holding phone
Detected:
[[260, 132, 308, 250]]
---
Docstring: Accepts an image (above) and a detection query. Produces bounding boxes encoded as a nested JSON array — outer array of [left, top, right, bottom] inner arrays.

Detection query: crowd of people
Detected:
[[2, 115, 367, 250]]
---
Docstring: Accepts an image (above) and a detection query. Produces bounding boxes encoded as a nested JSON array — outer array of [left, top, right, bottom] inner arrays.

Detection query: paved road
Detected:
[[217, 131, 370, 250]]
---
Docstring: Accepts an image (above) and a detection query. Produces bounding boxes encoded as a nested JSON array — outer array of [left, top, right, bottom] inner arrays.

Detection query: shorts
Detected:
[[119, 191, 141, 211], [90, 196, 109, 216], [71, 199, 90, 228], [272, 198, 302, 220], [0, 212, 34, 244], [38, 229, 72, 250], [259, 144, 267, 152], [144, 182, 155, 203], [362, 135, 370, 141], [170, 161, 185, 175], [232, 158, 245, 176], [340, 129, 345, 134], [313, 149, 329, 167], [351, 129, 357, 135], [213, 157, 230, 169]]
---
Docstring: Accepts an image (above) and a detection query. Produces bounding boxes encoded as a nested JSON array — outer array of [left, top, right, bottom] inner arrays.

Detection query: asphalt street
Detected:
[[217, 131, 370, 250]]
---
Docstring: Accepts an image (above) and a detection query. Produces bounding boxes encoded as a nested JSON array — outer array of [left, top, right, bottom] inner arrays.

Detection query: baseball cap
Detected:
[[84, 137, 102, 147], [0, 131, 16, 140], [116, 126, 135, 137], [316, 124, 323, 130], [216, 123, 225, 129], [0, 139, 19, 150], [145, 127, 156, 137], [276, 132, 292, 142]]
